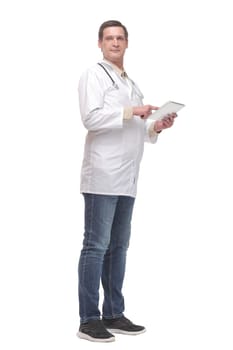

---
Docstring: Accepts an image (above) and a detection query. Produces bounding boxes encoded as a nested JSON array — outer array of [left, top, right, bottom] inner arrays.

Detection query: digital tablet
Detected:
[[150, 101, 185, 121]]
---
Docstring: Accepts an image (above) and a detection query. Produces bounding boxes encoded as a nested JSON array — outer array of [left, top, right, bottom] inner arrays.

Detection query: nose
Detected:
[[113, 38, 119, 46]]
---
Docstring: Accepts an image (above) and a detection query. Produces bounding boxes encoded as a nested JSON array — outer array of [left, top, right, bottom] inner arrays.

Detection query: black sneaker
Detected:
[[77, 319, 115, 342], [103, 315, 146, 335]]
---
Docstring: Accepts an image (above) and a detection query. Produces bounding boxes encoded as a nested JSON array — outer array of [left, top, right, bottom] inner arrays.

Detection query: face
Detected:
[[98, 26, 128, 67]]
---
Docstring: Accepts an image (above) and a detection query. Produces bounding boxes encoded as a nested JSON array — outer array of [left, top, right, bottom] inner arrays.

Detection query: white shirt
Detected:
[[78, 60, 158, 198]]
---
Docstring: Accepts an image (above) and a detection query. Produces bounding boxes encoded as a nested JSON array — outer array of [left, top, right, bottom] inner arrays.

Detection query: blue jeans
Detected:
[[78, 193, 135, 323]]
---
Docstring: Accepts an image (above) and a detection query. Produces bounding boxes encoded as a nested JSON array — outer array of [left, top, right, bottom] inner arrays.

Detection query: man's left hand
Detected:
[[154, 113, 177, 133]]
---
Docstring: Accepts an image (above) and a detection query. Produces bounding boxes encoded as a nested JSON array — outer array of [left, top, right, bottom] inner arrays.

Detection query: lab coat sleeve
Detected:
[[78, 69, 123, 131], [144, 119, 159, 144]]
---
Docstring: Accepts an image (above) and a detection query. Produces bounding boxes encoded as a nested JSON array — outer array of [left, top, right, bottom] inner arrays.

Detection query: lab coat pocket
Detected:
[[90, 130, 123, 170], [104, 84, 128, 106], [104, 84, 119, 95]]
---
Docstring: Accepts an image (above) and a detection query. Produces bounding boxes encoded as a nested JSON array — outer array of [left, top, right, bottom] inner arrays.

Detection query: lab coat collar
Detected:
[[102, 59, 128, 79]]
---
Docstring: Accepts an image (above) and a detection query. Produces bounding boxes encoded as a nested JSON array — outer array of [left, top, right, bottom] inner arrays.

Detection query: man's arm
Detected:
[[78, 70, 123, 131]]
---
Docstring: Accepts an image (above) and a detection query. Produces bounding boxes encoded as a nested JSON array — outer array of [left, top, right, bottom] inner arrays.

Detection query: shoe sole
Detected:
[[106, 328, 146, 335], [77, 331, 115, 343]]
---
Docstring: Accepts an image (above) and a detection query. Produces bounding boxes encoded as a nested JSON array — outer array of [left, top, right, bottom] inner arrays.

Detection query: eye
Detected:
[[105, 36, 114, 41], [117, 36, 125, 41], [104, 35, 126, 41]]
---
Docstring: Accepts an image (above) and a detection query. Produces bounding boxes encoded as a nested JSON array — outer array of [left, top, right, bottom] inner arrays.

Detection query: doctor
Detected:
[[77, 20, 176, 343]]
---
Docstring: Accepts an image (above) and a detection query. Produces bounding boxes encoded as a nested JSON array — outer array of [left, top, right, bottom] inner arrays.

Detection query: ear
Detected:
[[98, 40, 102, 49]]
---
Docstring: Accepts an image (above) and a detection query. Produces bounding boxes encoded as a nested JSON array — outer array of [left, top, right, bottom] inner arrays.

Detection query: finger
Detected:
[[162, 116, 171, 123]]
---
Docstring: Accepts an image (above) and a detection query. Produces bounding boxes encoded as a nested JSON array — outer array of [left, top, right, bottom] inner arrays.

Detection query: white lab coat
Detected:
[[78, 60, 158, 198]]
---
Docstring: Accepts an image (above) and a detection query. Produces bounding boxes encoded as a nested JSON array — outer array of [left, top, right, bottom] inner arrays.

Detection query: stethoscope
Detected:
[[98, 62, 120, 89], [97, 63, 142, 98]]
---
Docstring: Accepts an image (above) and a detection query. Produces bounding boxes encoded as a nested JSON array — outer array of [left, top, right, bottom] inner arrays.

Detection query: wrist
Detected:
[[154, 122, 162, 133]]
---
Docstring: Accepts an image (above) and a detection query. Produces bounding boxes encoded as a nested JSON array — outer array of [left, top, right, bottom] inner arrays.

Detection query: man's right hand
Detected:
[[132, 105, 158, 119]]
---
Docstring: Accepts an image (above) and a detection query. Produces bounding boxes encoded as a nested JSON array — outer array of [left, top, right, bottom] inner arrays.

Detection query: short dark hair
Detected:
[[98, 20, 128, 41]]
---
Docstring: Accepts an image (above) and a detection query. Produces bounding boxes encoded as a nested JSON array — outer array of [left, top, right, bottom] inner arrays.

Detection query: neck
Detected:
[[113, 61, 124, 70], [104, 57, 124, 70]]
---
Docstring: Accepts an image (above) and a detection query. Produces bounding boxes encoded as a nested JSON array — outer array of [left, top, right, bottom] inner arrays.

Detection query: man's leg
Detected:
[[101, 196, 146, 335], [101, 195, 135, 318], [78, 193, 118, 324]]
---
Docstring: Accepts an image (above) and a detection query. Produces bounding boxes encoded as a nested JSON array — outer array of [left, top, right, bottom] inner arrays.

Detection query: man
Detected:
[[77, 20, 176, 342]]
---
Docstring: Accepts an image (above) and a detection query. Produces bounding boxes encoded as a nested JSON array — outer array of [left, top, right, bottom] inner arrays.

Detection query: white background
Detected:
[[0, 0, 233, 349]]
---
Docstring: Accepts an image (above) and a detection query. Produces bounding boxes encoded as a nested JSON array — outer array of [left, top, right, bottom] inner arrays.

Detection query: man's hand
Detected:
[[154, 113, 177, 133], [132, 105, 159, 119]]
